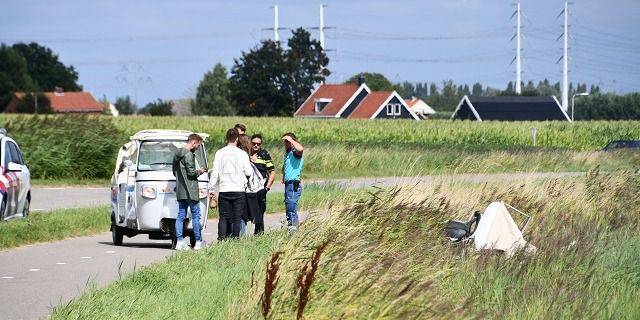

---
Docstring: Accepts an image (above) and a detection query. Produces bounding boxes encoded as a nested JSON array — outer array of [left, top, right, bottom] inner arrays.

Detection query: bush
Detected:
[[3, 115, 121, 179]]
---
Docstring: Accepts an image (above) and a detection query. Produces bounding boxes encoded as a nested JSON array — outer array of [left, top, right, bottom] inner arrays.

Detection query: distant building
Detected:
[[294, 83, 420, 120], [4, 90, 104, 114], [451, 95, 571, 121], [405, 97, 436, 119]]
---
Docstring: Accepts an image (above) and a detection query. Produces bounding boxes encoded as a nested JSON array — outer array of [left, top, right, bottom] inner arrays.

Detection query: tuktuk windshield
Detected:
[[137, 140, 207, 172]]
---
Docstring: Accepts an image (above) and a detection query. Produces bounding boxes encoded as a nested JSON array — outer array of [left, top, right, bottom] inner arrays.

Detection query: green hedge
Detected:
[[3, 115, 121, 179]]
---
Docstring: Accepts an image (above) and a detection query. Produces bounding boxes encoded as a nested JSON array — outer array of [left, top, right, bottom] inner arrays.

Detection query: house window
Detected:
[[394, 103, 401, 116], [386, 104, 394, 115], [315, 98, 332, 113]]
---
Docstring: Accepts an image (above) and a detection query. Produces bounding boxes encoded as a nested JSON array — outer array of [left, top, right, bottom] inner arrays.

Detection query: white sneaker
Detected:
[[194, 241, 205, 251], [175, 239, 189, 251]]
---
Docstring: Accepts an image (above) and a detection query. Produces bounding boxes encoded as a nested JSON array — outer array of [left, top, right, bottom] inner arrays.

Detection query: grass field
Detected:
[[2, 115, 639, 181], [53, 171, 640, 319], [0, 206, 110, 250]]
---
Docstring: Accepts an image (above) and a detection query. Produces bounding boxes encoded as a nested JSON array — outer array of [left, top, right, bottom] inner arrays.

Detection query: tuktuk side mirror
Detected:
[[7, 162, 22, 172]]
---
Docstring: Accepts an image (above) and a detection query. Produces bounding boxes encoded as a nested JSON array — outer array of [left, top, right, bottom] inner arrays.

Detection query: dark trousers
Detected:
[[217, 192, 245, 240], [255, 189, 267, 234]]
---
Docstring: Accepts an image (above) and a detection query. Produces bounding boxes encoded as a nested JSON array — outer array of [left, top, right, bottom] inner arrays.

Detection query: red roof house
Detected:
[[4, 91, 104, 114], [295, 83, 419, 120]]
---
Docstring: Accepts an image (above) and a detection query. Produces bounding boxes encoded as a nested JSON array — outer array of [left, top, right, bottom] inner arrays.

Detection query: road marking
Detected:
[[42, 187, 65, 190], [81, 256, 92, 259], [106, 250, 115, 254], [2, 276, 14, 279], [28, 269, 40, 272], [55, 262, 67, 265]]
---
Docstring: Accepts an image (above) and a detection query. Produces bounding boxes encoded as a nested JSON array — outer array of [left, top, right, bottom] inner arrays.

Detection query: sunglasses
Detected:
[[252, 142, 262, 146]]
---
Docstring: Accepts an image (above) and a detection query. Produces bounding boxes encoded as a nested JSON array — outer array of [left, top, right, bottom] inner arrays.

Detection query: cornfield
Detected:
[[112, 116, 640, 151]]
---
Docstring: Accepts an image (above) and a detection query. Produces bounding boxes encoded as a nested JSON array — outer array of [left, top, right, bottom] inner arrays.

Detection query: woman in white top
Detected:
[[237, 134, 265, 235]]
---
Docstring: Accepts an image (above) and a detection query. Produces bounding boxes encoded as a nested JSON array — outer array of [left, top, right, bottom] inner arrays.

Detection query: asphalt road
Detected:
[[30, 172, 584, 212], [8, 172, 584, 319], [0, 214, 294, 320]]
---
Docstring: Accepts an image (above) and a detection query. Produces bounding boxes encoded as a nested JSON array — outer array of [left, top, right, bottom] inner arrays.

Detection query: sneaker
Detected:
[[175, 239, 189, 251], [194, 241, 205, 251]]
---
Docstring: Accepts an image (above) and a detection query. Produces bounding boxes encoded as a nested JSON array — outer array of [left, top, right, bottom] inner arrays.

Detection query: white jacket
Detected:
[[210, 145, 253, 193]]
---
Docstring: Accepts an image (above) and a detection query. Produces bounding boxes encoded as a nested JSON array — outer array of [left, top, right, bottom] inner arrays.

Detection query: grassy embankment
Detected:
[[0, 184, 361, 250], [53, 171, 640, 319]]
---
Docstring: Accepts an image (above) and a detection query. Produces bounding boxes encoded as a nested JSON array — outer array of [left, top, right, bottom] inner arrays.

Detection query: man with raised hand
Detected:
[[173, 133, 207, 251], [210, 128, 253, 240], [281, 132, 304, 234]]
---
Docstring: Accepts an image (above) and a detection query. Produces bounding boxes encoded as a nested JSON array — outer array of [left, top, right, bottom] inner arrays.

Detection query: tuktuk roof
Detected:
[[130, 129, 209, 141]]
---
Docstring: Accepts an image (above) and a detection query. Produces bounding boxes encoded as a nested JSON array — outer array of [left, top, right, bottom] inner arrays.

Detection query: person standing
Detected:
[[238, 134, 265, 235], [282, 132, 304, 234], [173, 134, 207, 250], [210, 128, 253, 240], [251, 134, 275, 234], [234, 123, 246, 135]]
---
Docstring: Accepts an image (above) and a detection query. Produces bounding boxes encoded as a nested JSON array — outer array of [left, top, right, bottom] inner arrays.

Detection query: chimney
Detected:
[[54, 87, 64, 96], [357, 73, 365, 86]]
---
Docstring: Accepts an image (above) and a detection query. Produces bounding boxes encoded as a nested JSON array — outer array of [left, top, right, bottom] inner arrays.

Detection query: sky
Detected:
[[1, 0, 639, 107]]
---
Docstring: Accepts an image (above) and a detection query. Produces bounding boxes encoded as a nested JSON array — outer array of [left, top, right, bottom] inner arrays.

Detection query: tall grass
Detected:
[[233, 171, 640, 319], [0, 206, 110, 250], [0, 115, 637, 181]]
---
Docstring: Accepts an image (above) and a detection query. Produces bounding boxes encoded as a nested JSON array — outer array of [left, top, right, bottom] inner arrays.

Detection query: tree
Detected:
[[0, 44, 35, 109], [286, 28, 330, 110], [472, 82, 483, 96], [193, 63, 234, 116], [345, 72, 394, 91], [138, 99, 173, 116], [12, 42, 81, 91], [230, 41, 291, 116], [16, 92, 53, 114], [114, 96, 137, 115]]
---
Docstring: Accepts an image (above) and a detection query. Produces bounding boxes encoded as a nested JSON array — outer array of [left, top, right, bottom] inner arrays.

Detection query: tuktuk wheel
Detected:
[[112, 224, 124, 246]]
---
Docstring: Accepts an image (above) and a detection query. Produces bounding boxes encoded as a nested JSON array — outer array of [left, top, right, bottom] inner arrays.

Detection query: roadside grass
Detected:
[[0, 206, 110, 250], [231, 170, 640, 319], [32, 178, 108, 187], [51, 232, 288, 320]]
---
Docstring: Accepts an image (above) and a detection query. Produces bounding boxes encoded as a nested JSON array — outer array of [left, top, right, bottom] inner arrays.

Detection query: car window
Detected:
[[137, 140, 206, 172], [8, 142, 23, 165], [3, 142, 12, 167]]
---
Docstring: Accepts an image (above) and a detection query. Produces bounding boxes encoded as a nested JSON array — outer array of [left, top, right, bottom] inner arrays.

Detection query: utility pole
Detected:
[[562, 1, 569, 111], [319, 4, 325, 49], [516, 2, 522, 95], [510, 3, 522, 95], [263, 5, 286, 43], [273, 5, 279, 42]]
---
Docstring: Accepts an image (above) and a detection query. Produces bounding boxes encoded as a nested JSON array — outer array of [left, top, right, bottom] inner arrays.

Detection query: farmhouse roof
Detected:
[[13, 91, 103, 113], [452, 95, 570, 121], [405, 97, 436, 115], [294, 83, 361, 117], [347, 91, 393, 119]]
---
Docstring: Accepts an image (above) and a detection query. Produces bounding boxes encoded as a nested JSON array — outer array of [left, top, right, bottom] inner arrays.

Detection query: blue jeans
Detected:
[[284, 182, 302, 229], [176, 199, 202, 242]]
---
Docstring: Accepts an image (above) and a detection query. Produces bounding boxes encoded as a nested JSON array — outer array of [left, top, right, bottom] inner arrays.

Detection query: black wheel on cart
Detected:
[[112, 224, 123, 246]]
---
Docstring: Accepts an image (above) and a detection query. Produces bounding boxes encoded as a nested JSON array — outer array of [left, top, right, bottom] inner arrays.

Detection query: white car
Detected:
[[0, 129, 31, 221]]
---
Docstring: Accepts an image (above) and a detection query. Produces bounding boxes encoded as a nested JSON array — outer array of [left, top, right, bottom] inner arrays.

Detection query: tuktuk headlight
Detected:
[[141, 186, 157, 199], [199, 188, 208, 199]]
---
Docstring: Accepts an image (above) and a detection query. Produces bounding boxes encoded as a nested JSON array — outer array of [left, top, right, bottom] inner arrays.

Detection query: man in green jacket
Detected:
[[173, 133, 207, 250]]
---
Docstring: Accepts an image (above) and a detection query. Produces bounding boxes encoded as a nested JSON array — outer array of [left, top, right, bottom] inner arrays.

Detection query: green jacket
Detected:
[[173, 148, 200, 201]]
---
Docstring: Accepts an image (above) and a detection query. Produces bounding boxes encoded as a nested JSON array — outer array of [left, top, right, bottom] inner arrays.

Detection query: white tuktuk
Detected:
[[110, 130, 210, 248]]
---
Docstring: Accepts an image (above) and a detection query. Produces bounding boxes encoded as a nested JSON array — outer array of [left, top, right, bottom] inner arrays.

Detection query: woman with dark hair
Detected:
[[237, 134, 265, 235]]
